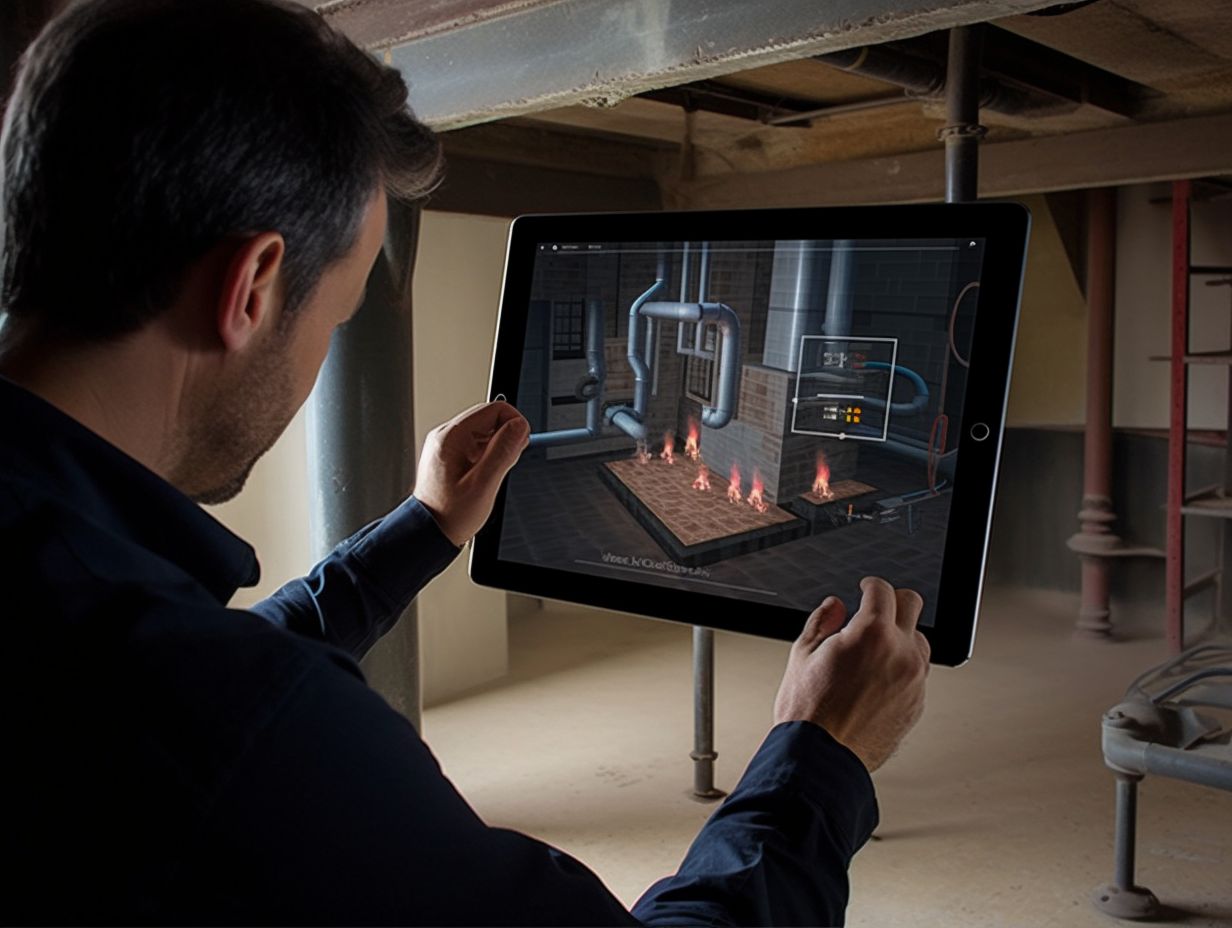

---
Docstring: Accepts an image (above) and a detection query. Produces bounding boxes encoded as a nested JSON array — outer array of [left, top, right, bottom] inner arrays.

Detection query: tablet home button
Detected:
[[971, 422, 990, 442]]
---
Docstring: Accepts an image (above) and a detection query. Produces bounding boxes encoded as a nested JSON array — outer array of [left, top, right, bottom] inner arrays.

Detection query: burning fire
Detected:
[[726, 463, 743, 504], [747, 468, 769, 513], [660, 432, 675, 465], [813, 451, 835, 500], [692, 464, 711, 491], [684, 417, 701, 461]]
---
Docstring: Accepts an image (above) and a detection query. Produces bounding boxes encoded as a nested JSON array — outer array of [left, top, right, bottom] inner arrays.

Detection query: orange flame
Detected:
[[726, 462, 742, 503], [692, 464, 711, 491], [660, 432, 675, 465], [685, 417, 701, 461], [747, 467, 769, 513], [813, 451, 834, 500]]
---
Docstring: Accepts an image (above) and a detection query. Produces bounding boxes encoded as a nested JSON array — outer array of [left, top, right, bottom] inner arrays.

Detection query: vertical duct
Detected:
[[762, 240, 830, 371], [308, 199, 422, 730], [823, 239, 856, 343]]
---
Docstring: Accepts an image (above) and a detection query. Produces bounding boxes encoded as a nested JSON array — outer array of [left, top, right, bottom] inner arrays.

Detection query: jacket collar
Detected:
[[0, 376, 260, 604]]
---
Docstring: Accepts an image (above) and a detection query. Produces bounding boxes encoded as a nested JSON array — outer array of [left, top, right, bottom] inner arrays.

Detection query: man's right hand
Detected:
[[773, 577, 930, 773]]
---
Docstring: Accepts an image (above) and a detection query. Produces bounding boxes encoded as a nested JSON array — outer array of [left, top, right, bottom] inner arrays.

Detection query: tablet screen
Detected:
[[496, 235, 988, 629]]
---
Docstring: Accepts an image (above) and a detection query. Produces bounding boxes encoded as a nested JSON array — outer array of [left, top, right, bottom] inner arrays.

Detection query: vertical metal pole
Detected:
[[1112, 774, 1138, 889], [691, 625, 725, 800], [1072, 188, 1121, 637], [1093, 772, 1159, 918], [308, 199, 424, 730], [1166, 180, 1191, 653], [941, 25, 985, 205]]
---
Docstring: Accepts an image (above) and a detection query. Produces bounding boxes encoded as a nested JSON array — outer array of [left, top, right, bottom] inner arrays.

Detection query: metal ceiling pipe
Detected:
[[816, 44, 945, 97], [943, 25, 985, 204], [815, 28, 1057, 123]]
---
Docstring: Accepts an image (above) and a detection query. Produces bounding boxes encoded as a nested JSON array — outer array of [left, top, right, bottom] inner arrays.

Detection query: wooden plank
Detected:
[[427, 155, 661, 217], [670, 113, 1232, 208], [440, 121, 671, 180]]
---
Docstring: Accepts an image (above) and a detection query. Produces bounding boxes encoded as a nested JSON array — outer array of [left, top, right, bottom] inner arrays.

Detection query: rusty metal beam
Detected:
[[668, 112, 1232, 209], [317, 0, 1063, 129]]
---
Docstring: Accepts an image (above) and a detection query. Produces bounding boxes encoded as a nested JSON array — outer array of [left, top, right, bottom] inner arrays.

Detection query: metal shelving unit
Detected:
[[1161, 179, 1232, 651]]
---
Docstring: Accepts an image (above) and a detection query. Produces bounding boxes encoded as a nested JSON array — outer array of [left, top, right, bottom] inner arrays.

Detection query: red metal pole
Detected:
[[1072, 187, 1120, 637], [1166, 181, 1191, 653]]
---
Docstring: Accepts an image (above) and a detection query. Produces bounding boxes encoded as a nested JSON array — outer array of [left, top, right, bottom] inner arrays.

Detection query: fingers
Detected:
[[795, 596, 846, 653], [894, 587, 924, 632], [468, 414, 530, 487], [846, 576, 896, 631], [446, 400, 523, 435]]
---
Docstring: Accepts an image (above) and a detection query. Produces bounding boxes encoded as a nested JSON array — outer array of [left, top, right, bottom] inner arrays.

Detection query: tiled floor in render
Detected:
[[501, 444, 954, 622], [423, 588, 1232, 928]]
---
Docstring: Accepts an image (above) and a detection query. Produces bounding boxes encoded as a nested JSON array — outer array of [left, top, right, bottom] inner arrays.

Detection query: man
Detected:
[[0, 0, 930, 924]]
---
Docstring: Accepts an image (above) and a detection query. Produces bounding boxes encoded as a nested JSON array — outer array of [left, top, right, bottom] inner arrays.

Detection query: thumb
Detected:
[[470, 415, 529, 488], [794, 596, 846, 654]]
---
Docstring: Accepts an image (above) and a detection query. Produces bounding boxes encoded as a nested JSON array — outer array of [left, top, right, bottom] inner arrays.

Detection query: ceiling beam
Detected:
[[668, 112, 1232, 208], [438, 121, 671, 179], [427, 155, 662, 217], [342, 0, 1063, 129]]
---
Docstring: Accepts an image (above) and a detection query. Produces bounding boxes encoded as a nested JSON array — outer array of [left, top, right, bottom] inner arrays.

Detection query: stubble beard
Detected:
[[183, 340, 298, 506]]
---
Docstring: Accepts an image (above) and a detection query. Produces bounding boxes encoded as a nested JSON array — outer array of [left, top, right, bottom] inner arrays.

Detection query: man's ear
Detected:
[[216, 232, 286, 352]]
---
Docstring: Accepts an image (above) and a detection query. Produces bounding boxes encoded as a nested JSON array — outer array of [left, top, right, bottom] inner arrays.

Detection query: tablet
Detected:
[[470, 203, 1029, 665]]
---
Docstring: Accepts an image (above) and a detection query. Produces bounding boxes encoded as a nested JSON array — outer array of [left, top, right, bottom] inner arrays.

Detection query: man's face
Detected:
[[188, 190, 389, 504]]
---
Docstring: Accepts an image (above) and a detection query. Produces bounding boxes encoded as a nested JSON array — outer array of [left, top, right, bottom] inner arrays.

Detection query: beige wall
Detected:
[[214, 409, 311, 608], [1004, 194, 1088, 428], [1114, 183, 1231, 431], [412, 210, 513, 706], [214, 209, 514, 707]]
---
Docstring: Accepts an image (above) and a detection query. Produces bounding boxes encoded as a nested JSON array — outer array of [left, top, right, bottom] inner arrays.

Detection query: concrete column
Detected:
[[308, 200, 423, 728]]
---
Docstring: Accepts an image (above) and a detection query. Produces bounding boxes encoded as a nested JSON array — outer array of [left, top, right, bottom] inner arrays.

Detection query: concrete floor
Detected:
[[422, 587, 1231, 926]]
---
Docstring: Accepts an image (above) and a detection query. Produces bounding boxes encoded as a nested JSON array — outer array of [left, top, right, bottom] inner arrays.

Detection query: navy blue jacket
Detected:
[[0, 376, 877, 925]]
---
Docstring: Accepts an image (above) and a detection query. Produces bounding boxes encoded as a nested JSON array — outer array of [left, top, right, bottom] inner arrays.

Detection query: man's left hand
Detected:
[[414, 401, 530, 547]]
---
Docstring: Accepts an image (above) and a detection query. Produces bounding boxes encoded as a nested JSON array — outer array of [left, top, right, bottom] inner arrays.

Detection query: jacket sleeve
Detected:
[[177, 649, 643, 927], [248, 495, 460, 660], [632, 721, 879, 928]]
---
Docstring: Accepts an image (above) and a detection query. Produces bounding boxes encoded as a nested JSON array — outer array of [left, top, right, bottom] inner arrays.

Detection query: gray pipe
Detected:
[[528, 298, 607, 448], [677, 242, 692, 355], [694, 241, 710, 357], [641, 300, 742, 429], [604, 280, 665, 442], [824, 240, 854, 344], [628, 280, 664, 415]]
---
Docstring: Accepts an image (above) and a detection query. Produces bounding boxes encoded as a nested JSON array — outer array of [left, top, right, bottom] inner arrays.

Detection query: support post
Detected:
[[1091, 773, 1160, 918], [308, 200, 424, 730], [691, 625, 725, 800], [941, 25, 985, 205], [1166, 180, 1191, 653], [1070, 188, 1121, 637]]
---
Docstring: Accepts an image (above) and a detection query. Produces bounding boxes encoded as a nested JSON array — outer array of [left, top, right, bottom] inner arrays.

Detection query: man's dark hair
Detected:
[[0, 0, 442, 339]]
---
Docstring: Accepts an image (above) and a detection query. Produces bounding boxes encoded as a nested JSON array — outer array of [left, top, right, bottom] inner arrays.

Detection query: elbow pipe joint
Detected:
[[859, 360, 930, 417], [529, 299, 608, 448]]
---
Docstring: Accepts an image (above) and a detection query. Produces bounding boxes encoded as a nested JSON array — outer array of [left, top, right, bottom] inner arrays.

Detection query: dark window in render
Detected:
[[552, 300, 585, 359]]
